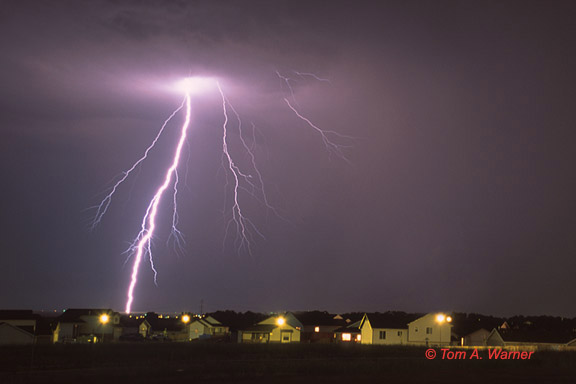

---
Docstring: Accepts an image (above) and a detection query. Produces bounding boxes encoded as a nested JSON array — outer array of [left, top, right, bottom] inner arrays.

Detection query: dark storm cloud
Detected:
[[1, 0, 576, 316]]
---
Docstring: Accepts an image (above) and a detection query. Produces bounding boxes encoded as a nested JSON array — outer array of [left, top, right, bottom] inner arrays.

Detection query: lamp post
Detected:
[[435, 314, 452, 346], [99, 314, 109, 343], [181, 314, 191, 341]]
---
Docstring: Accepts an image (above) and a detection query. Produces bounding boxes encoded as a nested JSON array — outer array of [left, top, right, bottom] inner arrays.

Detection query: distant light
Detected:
[[314, 326, 320, 333], [446, 316, 452, 323], [100, 314, 110, 324], [276, 317, 286, 326], [436, 314, 446, 323], [182, 315, 191, 324]]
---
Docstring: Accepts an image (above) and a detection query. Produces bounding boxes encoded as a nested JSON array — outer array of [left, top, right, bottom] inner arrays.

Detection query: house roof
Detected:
[[0, 310, 39, 321], [362, 312, 420, 330], [0, 322, 34, 337], [333, 320, 362, 334], [198, 315, 223, 327], [464, 328, 490, 337], [294, 311, 347, 327], [492, 328, 576, 344], [145, 317, 184, 332], [57, 309, 114, 322]]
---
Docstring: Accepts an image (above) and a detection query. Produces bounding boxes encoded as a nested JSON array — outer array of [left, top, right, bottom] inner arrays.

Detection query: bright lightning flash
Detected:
[[125, 82, 193, 314], [95, 71, 350, 314]]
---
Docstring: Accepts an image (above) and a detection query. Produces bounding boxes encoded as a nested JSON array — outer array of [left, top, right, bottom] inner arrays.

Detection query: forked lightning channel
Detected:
[[93, 74, 350, 313]]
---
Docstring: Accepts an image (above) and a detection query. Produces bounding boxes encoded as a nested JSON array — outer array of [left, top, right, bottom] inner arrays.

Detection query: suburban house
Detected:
[[351, 312, 453, 346], [333, 320, 362, 343], [53, 308, 120, 343], [407, 313, 453, 346], [140, 313, 187, 341], [461, 328, 491, 346], [296, 311, 349, 343], [0, 310, 39, 335], [186, 315, 229, 341], [240, 312, 302, 343], [359, 313, 418, 345], [486, 328, 576, 350], [0, 322, 35, 345]]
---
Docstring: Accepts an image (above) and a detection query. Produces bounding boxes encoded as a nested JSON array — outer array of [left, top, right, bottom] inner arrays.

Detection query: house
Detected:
[[0, 322, 35, 345], [142, 313, 188, 341], [407, 313, 453, 346], [0, 310, 40, 335], [53, 308, 120, 343], [186, 315, 229, 341], [296, 311, 349, 343], [240, 312, 302, 343], [333, 320, 362, 343], [461, 328, 490, 346], [359, 313, 418, 345], [486, 328, 575, 350]]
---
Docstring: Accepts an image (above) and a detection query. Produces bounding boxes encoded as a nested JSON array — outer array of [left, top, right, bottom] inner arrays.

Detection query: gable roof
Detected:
[[294, 311, 347, 327], [57, 309, 114, 322], [0, 322, 34, 337], [333, 320, 362, 334], [490, 328, 576, 345], [362, 312, 420, 330], [199, 316, 223, 327], [0, 310, 39, 321]]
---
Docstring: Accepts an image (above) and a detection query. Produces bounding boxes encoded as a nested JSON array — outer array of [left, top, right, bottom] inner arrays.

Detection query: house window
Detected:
[[415, 327, 418, 332], [397, 331, 402, 337], [379, 331, 386, 340], [342, 333, 351, 341], [426, 327, 433, 335], [314, 326, 320, 333], [356, 334, 362, 342], [283, 335, 290, 341]]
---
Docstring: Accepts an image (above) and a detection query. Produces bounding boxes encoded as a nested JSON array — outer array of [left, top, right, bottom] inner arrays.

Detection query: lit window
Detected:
[[342, 333, 351, 341], [314, 326, 320, 333], [356, 334, 362, 342]]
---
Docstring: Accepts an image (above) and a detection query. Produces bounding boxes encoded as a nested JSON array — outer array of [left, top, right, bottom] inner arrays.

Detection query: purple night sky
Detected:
[[1, 1, 575, 316]]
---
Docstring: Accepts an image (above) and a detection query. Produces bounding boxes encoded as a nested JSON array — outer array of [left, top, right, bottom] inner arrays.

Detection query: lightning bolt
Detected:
[[277, 70, 353, 163], [217, 82, 265, 257], [93, 72, 350, 314], [91, 102, 185, 230], [123, 92, 192, 314]]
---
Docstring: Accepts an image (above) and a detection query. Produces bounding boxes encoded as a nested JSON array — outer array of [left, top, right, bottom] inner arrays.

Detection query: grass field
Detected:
[[1, 343, 575, 383]]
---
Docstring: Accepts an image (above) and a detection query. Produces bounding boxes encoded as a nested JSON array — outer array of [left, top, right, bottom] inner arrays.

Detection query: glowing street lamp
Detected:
[[181, 314, 191, 324], [99, 314, 109, 343], [276, 317, 286, 326], [435, 313, 452, 346]]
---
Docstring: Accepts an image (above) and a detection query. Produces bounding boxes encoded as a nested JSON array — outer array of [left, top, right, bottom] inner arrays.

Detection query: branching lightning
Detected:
[[124, 91, 192, 314], [94, 72, 351, 313], [277, 71, 353, 163], [217, 82, 265, 257]]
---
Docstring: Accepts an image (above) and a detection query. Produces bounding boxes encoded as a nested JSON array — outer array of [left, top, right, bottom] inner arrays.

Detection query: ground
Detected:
[[1, 343, 575, 383]]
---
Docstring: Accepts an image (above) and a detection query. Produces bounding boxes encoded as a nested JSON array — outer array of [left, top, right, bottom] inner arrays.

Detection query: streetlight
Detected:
[[181, 314, 191, 341], [435, 313, 452, 346], [276, 317, 285, 326], [99, 314, 109, 343]]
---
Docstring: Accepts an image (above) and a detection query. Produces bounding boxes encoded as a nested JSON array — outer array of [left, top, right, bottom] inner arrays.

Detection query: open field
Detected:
[[1, 343, 575, 383]]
